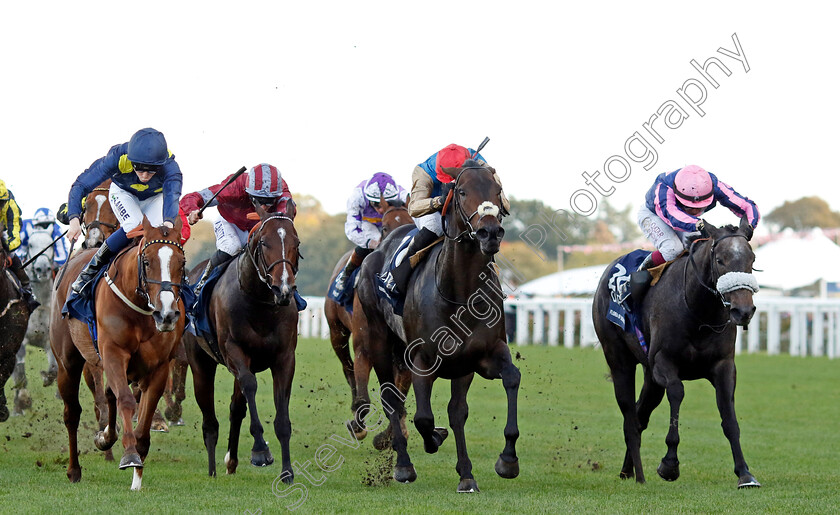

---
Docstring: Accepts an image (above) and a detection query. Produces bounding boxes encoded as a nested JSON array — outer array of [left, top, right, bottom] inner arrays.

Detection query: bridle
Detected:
[[247, 214, 299, 288], [442, 166, 505, 242], [83, 187, 119, 237], [136, 237, 187, 311], [683, 233, 755, 332]]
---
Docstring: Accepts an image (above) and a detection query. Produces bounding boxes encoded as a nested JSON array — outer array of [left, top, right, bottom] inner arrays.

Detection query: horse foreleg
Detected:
[[187, 338, 219, 477], [449, 373, 478, 492], [225, 379, 248, 474], [626, 366, 665, 481], [495, 349, 521, 481], [103, 347, 141, 470], [12, 343, 30, 415], [271, 354, 295, 484], [130, 364, 170, 491], [411, 369, 446, 455], [56, 355, 84, 482], [43, 341, 59, 387], [653, 359, 683, 482], [712, 360, 760, 488], [348, 341, 371, 441]]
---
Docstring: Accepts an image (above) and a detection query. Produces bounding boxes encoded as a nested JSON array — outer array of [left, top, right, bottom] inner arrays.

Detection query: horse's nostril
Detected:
[[476, 228, 489, 240], [497, 227, 505, 240]]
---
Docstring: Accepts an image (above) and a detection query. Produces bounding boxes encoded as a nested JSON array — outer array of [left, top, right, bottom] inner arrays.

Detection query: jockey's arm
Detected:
[[407, 167, 438, 217], [344, 190, 379, 248]]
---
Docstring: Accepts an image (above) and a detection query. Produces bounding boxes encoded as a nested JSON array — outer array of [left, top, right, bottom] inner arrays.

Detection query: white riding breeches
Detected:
[[214, 218, 249, 255], [637, 205, 697, 261], [109, 183, 164, 232], [414, 212, 443, 236]]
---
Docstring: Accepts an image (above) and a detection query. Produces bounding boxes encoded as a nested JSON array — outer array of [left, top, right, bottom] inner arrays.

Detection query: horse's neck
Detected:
[[237, 245, 271, 300], [682, 244, 721, 313], [437, 238, 494, 301], [113, 246, 144, 303]]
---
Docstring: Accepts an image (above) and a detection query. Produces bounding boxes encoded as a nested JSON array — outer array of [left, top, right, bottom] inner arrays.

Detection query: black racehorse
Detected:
[[325, 201, 414, 446], [184, 202, 300, 482], [593, 217, 761, 488], [353, 161, 520, 492], [1, 220, 32, 422]]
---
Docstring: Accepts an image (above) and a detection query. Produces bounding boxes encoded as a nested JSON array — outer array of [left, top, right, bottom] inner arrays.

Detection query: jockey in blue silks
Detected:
[[382, 143, 510, 296], [65, 128, 183, 298]]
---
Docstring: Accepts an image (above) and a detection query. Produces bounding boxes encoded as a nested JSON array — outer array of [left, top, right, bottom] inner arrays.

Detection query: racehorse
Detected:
[[52, 216, 186, 490], [353, 162, 520, 492], [185, 202, 300, 481], [81, 181, 119, 249], [1, 220, 32, 422], [324, 201, 414, 445], [12, 224, 60, 414], [592, 217, 761, 488]]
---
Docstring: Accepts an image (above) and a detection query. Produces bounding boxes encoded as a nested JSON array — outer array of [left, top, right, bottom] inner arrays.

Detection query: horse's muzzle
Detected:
[[153, 309, 181, 332], [728, 290, 756, 327], [476, 225, 505, 255], [271, 285, 293, 306]]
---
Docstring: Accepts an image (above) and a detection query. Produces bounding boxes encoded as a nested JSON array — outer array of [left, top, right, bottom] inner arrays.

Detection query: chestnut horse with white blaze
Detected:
[[52, 217, 186, 490]]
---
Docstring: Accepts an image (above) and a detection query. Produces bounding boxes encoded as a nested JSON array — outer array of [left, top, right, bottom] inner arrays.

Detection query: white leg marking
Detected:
[[131, 468, 142, 491]]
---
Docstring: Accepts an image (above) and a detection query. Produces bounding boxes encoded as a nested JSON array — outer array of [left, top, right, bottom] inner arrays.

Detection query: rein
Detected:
[[442, 167, 504, 242], [245, 214, 299, 290], [135, 238, 187, 312], [683, 233, 752, 332]]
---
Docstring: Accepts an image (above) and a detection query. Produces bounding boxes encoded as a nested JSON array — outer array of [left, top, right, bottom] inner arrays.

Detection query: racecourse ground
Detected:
[[1, 339, 838, 514]]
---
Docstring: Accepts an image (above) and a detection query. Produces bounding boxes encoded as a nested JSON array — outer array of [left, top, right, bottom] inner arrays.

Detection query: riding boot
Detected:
[[334, 260, 358, 294], [193, 249, 232, 297], [630, 251, 663, 301], [390, 227, 439, 295], [70, 242, 115, 295], [9, 254, 39, 311]]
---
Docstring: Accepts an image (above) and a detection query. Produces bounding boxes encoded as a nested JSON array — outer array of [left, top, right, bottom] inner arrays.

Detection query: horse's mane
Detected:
[[721, 224, 739, 233], [387, 199, 406, 208], [462, 159, 483, 168]]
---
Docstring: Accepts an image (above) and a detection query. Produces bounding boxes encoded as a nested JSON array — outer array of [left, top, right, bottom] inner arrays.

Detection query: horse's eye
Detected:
[[458, 189, 466, 197], [143, 259, 150, 267], [716, 259, 724, 265]]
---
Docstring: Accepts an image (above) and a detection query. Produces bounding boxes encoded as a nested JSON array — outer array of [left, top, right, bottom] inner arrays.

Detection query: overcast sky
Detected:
[[1, 1, 837, 235]]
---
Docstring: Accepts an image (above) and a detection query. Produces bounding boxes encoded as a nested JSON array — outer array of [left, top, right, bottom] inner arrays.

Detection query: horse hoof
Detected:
[[41, 370, 57, 387], [495, 455, 519, 479], [119, 453, 143, 470], [281, 469, 294, 485], [423, 427, 449, 454], [164, 406, 182, 422], [94, 430, 116, 451], [150, 419, 169, 433], [394, 465, 417, 483], [372, 430, 393, 451], [619, 470, 634, 480], [251, 449, 275, 467], [457, 478, 480, 493], [171, 418, 185, 427], [345, 419, 367, 441], [656, 460, 679, 482], [16, 390, 32, 411], [67, 467, 82, 483], [738, 474, 761, 488]]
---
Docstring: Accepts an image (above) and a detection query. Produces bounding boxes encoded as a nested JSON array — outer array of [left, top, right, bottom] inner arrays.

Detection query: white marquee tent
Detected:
[[752, 228, 840, 292]]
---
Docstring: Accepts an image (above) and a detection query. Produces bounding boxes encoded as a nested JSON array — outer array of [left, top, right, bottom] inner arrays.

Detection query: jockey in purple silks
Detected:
[[332, 172, 408, 296], [631, 164, 760, 297]]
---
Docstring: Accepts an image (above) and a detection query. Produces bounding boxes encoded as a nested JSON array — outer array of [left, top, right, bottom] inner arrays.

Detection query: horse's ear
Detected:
[[285, 199, 297, 219], [698, 218, 717, 238], [739, 215, 754, 241], [252, 198, 268, 220], [440, 166, 460, 181]]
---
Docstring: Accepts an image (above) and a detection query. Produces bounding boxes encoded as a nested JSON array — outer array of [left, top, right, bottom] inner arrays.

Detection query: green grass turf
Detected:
[[1, 340, 838, 514]]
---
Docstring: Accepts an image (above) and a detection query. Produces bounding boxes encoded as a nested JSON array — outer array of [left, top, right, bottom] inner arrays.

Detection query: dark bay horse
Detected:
[[185, 202, 300, 481], [52, 217, 186, 490], [325, 201, 414, 444], [354, 162, 520, 492], [593, 218, 761, 488], [1, 220, 32, 422]]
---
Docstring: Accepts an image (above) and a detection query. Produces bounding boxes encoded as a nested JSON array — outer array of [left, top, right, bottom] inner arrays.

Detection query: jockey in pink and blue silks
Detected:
[[637, 164, 760, 272], [332, 173, 408, 295]]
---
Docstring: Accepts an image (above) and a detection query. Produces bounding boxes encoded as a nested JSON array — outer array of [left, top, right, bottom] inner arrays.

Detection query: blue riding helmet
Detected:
[[127, 128, 169, 167]]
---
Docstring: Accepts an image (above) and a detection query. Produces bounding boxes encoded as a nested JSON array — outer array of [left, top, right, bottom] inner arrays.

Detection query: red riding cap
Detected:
[[435, 144, 470, 184]]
